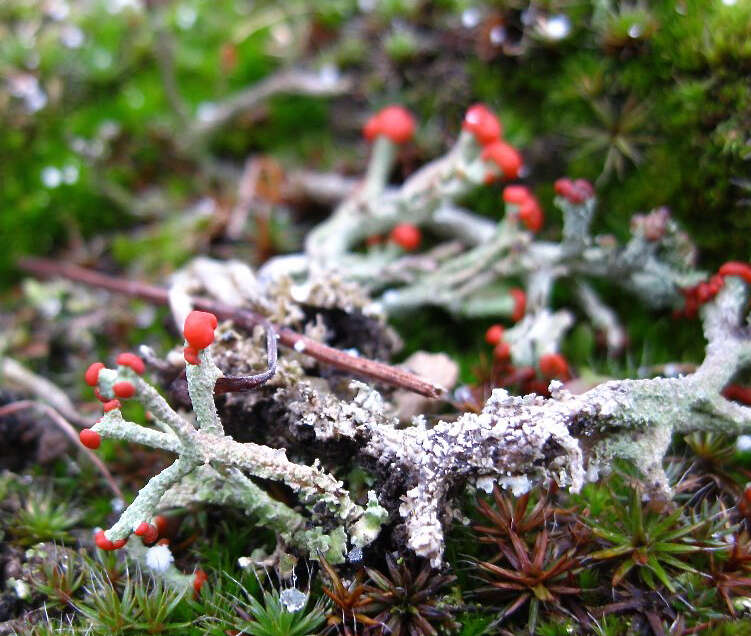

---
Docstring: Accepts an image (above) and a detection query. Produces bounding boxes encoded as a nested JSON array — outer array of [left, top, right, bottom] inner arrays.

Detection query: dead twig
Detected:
[[0, 400, 123, 499], [17, 258, 444, 399]]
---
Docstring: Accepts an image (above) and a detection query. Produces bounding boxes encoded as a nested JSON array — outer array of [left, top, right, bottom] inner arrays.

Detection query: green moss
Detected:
[[468, 0, 751, 265]]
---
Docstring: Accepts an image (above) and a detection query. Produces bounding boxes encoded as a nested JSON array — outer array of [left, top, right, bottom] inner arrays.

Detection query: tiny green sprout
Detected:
[[204, 571, 326, 636], [585, 485, 712, 593], [10, 489, 82, 546], [27, 544, 85, 609], [73, 565, 192, 634]]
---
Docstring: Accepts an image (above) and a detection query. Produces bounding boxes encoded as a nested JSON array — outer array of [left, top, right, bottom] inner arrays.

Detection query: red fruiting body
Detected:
[[493, 341, 511, 361], [94, 529, 112, 550], [723, 384, 751, 406], [571, 179, 594, 202], [709, 274, 725, 294], [113, 381, 135, 398], [525, 380, 551, 396], [462, 104, 502, 145], [695, 282, 712, 304], [502, 185, 531, 205], [482, 141, 522, 180], [363, 114, 381, 141], [377, 105, 415, 144], [539, 353, 569, 379], [134, 522, 158, 544], [154, 515, 169, 537], [193, 569, 208, 595], [134, 522, 150, 536], [116, 352, 145, 374], [485, 324, 504, 346], [102, 400, 121, 413], [389, 224, 422, 251], [678, 271, 729, 319], [681, 292, 698, 319], [79, 429, 101, 449], [94, 530, 125, 550], [554, 178, 573, 198], [718, 261, 751, 284], [183, 311, 218, 350], [518, 199, 544, 233], [184, 346, 200, 365], [740, 486, 751, 522], [363, 106, 415, 144], [93, 387, 108, 403], [554, 178, 594, 204], [510, 288, 526, 322], [85, 362, 105, 387]]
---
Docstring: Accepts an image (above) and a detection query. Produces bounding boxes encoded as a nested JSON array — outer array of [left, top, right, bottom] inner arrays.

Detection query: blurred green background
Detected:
[[1, 0, 750, 289]]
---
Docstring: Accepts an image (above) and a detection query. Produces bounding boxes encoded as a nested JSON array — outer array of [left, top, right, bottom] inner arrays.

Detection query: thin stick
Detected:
[[0, 401, 123, 499], [18, 258, 444, 399]]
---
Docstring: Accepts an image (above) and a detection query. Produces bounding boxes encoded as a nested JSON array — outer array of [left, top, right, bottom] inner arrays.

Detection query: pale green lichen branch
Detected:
[[87, 335, 382, 563]]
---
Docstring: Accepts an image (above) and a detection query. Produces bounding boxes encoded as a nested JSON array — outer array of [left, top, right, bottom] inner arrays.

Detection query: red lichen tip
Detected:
[[363, 114, 380, 141], [94, 529, 125, 551], [678, 267, 736, 319], [116, 352, 145, 375], [554, 178, 594, 204], [709, 274, 725, 294], [153, 515, 169, 537], [183, 310, 218, 350], [363, 105, 415, 144], [94, 529, 112, 550], [485, 324, 504, 346], [724, 384, 751, 407], [193, 569, 208, 596], [510, 288, 526, 322], [493, 341, 511, 361], [718, 261, 751, 285], [113, 381, 135, 399], [102, 400, 121, 413], [79, 428, 101, 450], [134, 522, 150, 536], [85, 362, 105, 387], [518, 198, 544, 233], [482, 141, 523, 181], [539, 353, 569, 379], [389, 224, 422, 251], [462, 104, 502, 146], [184, 346, 200, 365], [134, 522, 158, 544], [502, 185, 531, 205]]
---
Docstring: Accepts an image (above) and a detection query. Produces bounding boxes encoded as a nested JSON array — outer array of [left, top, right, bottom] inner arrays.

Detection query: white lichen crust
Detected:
[[284, 277, 751, 566]]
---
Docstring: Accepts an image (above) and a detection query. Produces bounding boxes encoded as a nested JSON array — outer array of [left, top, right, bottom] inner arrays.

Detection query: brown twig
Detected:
[[18, 258, 444, 399], [0, 401, 123, 499]]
